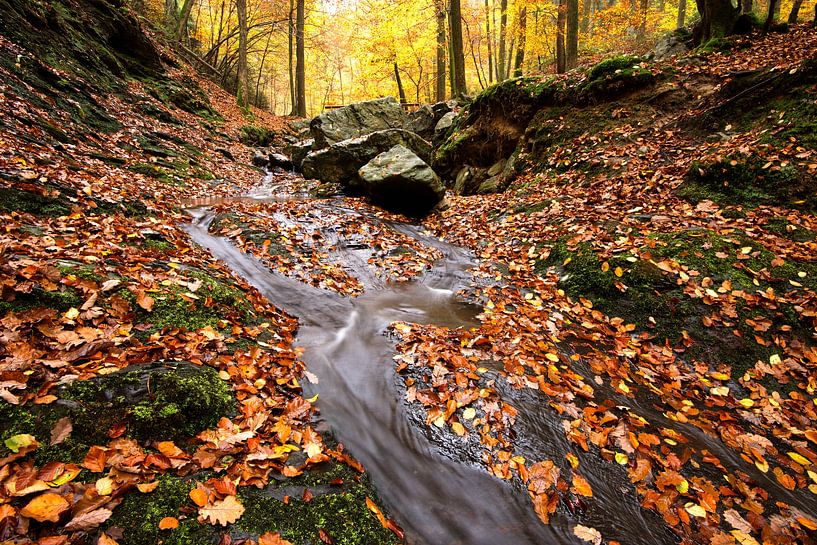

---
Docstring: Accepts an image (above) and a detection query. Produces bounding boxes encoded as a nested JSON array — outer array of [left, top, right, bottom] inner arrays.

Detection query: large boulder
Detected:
[[301, 129, 432, 186], [357, 145, 444, 217], [310, 97, 407, 150], [404, 100, 456, 140], [286, 139, 314, 170]]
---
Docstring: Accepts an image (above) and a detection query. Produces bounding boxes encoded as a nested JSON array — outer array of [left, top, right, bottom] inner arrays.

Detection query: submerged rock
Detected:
[[310, 97, 406, 150], [357, 144, 444, 217], [301, 129, 432, 186]]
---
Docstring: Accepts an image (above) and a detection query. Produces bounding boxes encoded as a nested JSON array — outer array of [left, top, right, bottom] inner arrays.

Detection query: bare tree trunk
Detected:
[[741, 0, 752, 14], [436, 0, 447, 101], [255, 31, 273, 108], [393, 62, 407, 104], [485, 0, 494, 84], [513, 6, 527, 76], [763, 0, 779, 32], [165, 0, 177, 26], [787, 0, 803, 22], [450, 0, 467, 96], [677, 0, 687, 27], [175, 0, 195, 42], [580, 0, 592, 33], [497, 0, 507, 81], [557, 0, 566, 73], [288, 0, 296, 114], [236, 0, 250, 107], [295, 0, 306, 116], [566, 0, 579, 69], [638, 0, 649, 39]]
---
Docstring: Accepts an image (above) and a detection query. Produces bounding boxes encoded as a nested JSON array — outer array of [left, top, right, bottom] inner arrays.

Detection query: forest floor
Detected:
[[0, 3, 816, 545]]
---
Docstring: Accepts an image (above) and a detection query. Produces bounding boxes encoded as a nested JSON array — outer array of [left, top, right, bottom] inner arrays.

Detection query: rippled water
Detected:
[[184, 181, 686, 545]]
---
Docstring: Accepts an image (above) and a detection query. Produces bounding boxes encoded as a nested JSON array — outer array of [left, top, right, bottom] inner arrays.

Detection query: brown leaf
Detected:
[[98, 533, 120, 545], [50, 417, 73, 446], [63, 508, 112, 531], [83, 446, 107, 472]]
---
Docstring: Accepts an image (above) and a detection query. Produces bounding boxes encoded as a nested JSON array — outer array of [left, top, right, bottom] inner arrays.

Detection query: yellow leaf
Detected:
[[788, 452, 812, 466], [684, 503, 706, 518], [738, 398, 755, 408], [676, 479, 689, 493], [601, 262, 610, 272], [95, 477, 114, 496], [451, 422, 466, 436], [566, 453, 580, 469], [4, 434, 37, 453], [614, 266, 623, 277], [463, 408, 476, 420], [615, 453, 628, 465], [711, 386, 730, 396], [754, 458, 769, 473]]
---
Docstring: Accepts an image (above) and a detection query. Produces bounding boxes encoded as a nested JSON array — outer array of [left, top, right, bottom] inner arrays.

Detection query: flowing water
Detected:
[[182, 178, 727, 545]]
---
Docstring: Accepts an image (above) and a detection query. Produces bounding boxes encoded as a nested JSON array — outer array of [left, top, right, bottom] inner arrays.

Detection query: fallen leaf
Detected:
[[20, 493, 70, 522], [159, 517, 179, 530], [200, 495, 244, 526], [573, 524, 602, 545]]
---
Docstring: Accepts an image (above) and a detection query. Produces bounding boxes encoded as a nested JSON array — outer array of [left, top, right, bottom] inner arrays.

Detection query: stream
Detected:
[[183, 177, 682, 545]]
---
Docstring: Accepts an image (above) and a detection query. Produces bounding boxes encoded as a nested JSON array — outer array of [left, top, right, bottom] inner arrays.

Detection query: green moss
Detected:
[[238, 465, 399, 545], [0, 187, 72, 217], [764, 217, 816, 242], [586, 55, 643, 82], [678, 156, 812, 209], [0, 286, 82, 316], [106, 475, 218, 545], [536, 231, 816, 376], [61, 361, 234, 444], [146, 78, 220, 121], [239, 125, 278, 147], [132, 269, 257, 334]]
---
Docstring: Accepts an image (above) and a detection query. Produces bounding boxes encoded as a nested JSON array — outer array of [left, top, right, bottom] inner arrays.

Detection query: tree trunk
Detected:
[[513, 6, 527, 77], [450, 0, 467, 96], [175, 0, 195, 42], [638, 0, 649, 39], [763, 0, 778, 31], [288, 0, 296, 115], [236, 0, 250, 107], [694, 0, 740, 43], [741, 0, 752, 14], [580, 0, 592, 33], [393, 62, 407, 104], [556, 0, 566, 73], [677, 0, 687, 27], [165, 0, 177, 26], [255, 32, 273, 109], [497, 0, 508, 81], [295, 0, 306, 116], [566, 0, 579, 69], [436, 0, 447, 101], [485, 0, 494, 84], [787, 0, 803, 22]]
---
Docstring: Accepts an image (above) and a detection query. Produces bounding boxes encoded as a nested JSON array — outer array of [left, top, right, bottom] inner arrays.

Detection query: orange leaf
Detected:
[[259, 532, 294, 545], [159, 517, 179, 530], [189, 488, 208, 507], [82, 446, 107, 472], [572, 473, 593, 497], [21, 493, 70, 522]]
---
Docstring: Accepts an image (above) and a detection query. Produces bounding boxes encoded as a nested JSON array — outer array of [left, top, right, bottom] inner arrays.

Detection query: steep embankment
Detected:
[[0, 2, 401, 545], [400, 26, 817, 545]]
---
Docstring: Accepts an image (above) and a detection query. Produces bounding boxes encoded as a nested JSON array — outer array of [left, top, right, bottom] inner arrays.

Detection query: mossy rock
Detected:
[[0, 186, 72, 217], [59, 361, 235, 444], [239, 125, 278, 147], [147, 78, 220, 121], [577, 56, 655, 104], [0, 284, 82, 317], [677, 155, 813, 209], [0, 362, 234, 466]]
